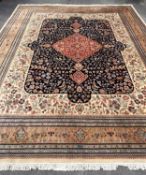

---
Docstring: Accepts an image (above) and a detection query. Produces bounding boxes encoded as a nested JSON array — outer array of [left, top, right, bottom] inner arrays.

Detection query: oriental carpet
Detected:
[[0, 4, 146, 160]]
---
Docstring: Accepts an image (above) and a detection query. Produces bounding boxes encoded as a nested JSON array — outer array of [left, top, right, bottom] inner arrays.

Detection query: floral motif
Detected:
[[75, 129, 87, 142], [15, 128, 27, 143]]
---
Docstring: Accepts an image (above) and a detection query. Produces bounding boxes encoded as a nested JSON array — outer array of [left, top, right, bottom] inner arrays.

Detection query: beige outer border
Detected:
[[0, 3, 146, 168]]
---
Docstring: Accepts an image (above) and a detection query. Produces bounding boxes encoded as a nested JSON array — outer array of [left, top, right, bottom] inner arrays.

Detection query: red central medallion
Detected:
[[52, 33, 103, 63]]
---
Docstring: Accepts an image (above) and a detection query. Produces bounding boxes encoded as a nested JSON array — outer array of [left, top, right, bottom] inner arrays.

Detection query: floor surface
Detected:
[[0, 168, 146, 175], [0, 0, 146, 174]]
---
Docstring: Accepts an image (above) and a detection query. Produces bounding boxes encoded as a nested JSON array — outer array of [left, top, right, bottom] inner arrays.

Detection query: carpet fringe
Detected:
[[0, 163, 146, 171]]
